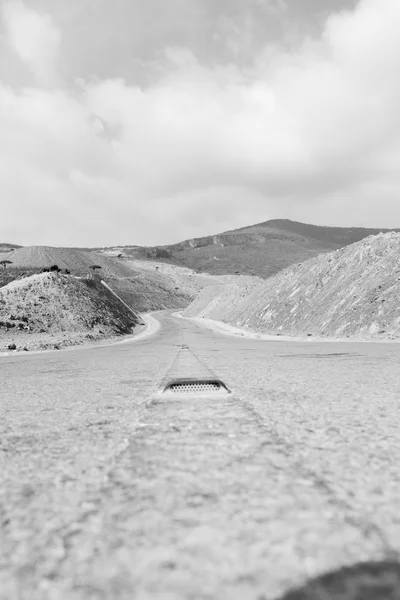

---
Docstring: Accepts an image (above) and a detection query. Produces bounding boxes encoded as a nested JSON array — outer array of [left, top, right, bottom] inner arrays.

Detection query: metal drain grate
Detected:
[[164, 380, 229, 395]]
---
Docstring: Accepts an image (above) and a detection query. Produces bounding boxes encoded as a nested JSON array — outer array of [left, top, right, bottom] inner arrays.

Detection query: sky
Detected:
[[0, 0, 399, 246]]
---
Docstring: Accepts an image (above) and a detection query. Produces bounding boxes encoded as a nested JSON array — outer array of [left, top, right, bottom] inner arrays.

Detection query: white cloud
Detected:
[[1, 0, 400, 246], [256, 0, 287, 15], [1, 0, 61, 86]]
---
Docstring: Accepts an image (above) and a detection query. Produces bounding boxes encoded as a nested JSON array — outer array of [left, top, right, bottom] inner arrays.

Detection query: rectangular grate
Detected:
[[163, 380, 229, 395]]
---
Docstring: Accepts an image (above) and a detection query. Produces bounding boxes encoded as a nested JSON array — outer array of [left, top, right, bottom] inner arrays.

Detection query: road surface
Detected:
[[2, 311, 400, 599]]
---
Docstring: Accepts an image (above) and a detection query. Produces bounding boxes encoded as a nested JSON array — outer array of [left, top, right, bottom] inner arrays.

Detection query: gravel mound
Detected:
[[0, 272, 138, 337], [184, 232, 400, 339], [4, 246, 253, 313]]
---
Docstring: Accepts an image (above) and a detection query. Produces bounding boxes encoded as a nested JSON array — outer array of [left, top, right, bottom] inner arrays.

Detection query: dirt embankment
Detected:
[[0, 246, 256, 352], [184, 232, 400, 340], [0, 246, 218, 313], [0, 272, 140, 352], [121, 258, 261, 305]]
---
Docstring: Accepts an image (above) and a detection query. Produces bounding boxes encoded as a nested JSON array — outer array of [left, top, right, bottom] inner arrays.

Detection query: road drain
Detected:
[[163, 379, 230, 395]]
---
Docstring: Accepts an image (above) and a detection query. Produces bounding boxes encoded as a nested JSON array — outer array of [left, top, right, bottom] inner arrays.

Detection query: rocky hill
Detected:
[[0, 249, 256, 352], [0, 246, 198, 313], [0, 272, 140, 351], [5, 220, 399, 281], [120, 219, 400, 278], [183, 232, 400, 340], [0, 243, 21, 253], [2, 246, 135, 277], [0, 246, 255, 314]]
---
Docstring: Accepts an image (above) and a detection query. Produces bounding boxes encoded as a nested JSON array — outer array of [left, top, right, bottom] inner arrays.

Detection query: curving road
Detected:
[[2, 311, 400, 599]]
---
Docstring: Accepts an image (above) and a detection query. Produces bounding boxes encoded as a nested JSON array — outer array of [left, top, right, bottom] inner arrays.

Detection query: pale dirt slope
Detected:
[[124, 258, 261, 295], [184, 232, 400, 340], [2, 246, 202, 313], [3, 246, 254, 313], [6, 246, 134, 277], [120, 219, 400, 278], [0, 253, 254, 351], [0, 272, 139, 351]]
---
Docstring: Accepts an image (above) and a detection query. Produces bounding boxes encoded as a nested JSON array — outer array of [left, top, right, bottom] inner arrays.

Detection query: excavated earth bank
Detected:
[[0, 272, 140, 352], [183, 232, 400, 340]]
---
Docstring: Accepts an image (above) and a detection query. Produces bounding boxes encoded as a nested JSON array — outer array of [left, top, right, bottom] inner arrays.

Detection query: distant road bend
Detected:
[[2, 311, 400, 599]]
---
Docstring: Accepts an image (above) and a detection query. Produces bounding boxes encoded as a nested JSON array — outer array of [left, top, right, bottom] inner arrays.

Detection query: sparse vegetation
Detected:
[[0, 267, 42, 289], [0, 260, 12, 269], [89, 264, 102, 273], [155, 248, 171, 259]]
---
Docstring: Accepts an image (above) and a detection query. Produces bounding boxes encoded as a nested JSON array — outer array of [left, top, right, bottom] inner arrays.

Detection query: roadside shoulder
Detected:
[[176, 314, 400, 344], [0, 313, 161, 358]]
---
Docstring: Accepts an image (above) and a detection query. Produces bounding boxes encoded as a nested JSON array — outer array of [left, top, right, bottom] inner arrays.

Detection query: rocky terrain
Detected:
[[3, 223, 400, 348], [183, 232, 400, 340], [4, 219, 400, 282], [0, 245, 257, 310], [0, 246, 202, 313], [118, 219, 400, 278], [0, 246, 255, 352], [0, 243, 21, 252], [1, 245, 146, 277], [0, 272, 142, 352]]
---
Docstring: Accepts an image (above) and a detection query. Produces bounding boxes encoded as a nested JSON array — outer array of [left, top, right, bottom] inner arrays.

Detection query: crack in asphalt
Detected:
[[228, 394, 400, 562], [3, 312, 400, 599], [152, 337, 399, 564]]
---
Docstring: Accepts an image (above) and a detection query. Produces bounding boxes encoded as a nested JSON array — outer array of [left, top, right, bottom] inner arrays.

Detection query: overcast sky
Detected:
[[1, 0, 399, 246]]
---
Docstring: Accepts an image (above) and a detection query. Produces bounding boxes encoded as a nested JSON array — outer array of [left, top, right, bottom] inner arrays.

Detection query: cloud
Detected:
[[1, 0, 400, 246], [213, 0, 288, 61], [1, 0, 61, 86], [256, 0, 287, 15]]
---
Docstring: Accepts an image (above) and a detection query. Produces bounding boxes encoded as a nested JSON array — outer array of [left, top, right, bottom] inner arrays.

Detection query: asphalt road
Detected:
[[2, 311, 400, 600]]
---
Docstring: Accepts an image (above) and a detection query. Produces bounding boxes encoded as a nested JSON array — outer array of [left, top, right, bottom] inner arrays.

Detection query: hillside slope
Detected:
[[0, 272, 140, 351], [0, 247, 197, 312], [235, 219, 399, 245], [123, 219, 400, 278], [183, 232, 400, 339], [4, 246, 135, 277], [6, 219, 400, 281], [0, 246, 256, 313], [0, 244, 21, 252], [0, 272, 139, 333]]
